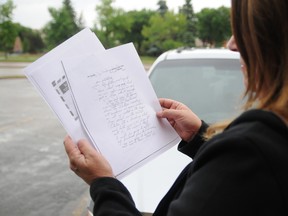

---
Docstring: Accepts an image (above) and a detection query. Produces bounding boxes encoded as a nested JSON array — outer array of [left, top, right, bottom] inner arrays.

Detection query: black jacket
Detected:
[[90, 109, 288, 215]]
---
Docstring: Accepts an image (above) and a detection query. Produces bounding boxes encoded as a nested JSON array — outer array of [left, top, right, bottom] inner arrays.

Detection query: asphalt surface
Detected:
[[0, 64, 90, 216], [0, 62, 28, 78]]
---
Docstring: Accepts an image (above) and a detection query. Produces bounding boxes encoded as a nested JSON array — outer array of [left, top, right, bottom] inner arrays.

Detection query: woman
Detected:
[[64, 0, 288, 215]]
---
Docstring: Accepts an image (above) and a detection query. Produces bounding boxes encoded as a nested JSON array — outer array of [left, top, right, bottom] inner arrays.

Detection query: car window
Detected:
[[149, 59, 244, 123]]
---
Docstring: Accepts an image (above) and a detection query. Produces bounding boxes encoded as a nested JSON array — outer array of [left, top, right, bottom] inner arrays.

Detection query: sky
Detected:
[[11, 0, 231, 29]]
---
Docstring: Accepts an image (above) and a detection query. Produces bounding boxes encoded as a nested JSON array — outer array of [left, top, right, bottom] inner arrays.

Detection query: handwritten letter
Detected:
[[63, 43, 180, 178], [88, 65, 156, 149]]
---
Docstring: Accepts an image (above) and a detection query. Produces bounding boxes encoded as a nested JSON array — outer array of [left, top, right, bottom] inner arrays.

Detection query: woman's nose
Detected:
[[227, 36, 238, 51]]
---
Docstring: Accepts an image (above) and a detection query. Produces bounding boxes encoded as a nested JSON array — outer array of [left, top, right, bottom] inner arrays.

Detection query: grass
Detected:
[[0, 75, 26, 79], [0, 53, 156, 65], [140, 56, 156, 65], [0, 53, 44, 62]]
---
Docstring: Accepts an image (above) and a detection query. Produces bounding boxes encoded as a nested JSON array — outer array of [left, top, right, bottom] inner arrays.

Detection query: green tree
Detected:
[[121, 9, 155, 54], [43, 0, 83, 49], [157, 0, 168, 16], [94, 0, 132, 48], [0, 0, 17, 58], [94, 0, 118, 48], [196, 6, 231, 47], [15, 24, 45, 53], [179, 0, 197, 47], [0, 0, 14, 22], [142, 11, 187, 56]]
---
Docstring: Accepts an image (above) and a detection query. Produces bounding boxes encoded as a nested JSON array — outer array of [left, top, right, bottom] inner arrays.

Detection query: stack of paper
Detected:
[[24, 28, 180, 179]]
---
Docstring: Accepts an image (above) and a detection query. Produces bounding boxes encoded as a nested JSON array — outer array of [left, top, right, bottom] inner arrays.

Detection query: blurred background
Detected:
[[0, 0, 231, 215], [0, 0, 231, 62]]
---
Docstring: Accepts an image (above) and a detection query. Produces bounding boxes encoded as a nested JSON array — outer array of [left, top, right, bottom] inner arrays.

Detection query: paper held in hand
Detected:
[[23, 28, 181, 179]]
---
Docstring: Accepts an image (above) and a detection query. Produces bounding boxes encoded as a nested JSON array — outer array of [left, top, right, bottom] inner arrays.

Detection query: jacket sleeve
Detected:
[[178, 120, 209, 159], [166, 134, 281, 216], [90, 177, 142, 216]]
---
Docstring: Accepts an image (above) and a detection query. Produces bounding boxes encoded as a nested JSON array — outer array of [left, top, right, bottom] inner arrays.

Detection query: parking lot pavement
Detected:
[[0, 62, 29, 78], [0, 78, 89, 216]]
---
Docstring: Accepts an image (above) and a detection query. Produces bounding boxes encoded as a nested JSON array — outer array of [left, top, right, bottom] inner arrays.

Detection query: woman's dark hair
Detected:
[[231, 0, 288, 118], [205, 0, 288, 139]]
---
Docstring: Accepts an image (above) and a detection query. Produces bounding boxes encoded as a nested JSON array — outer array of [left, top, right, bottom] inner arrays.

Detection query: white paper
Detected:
[[24, 28, 181, 179], [23, 28, 105, 142], [62, 43, 181, 178]]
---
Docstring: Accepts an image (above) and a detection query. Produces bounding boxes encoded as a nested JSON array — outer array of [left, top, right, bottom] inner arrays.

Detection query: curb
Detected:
[[0, 62, 28, 79], [0, 62, 30, 68]]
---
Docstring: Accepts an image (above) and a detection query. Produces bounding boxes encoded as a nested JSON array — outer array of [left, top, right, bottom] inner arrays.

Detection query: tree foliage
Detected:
[[15, 24, 44, 53], [0, 0, 233, 57], [0, 0, 17, 58], [93, 1, 231, 55], [157, 0, 168, 16], [94, 0, 156, 53], [142, 11, 187, 56], [117, 9, 155, 54], [94, 0, 132, 48], [179, 0, 197, 47], [43, 0, 83, 49], [0, 0, 14, 22], [197, 6, 231, 47]]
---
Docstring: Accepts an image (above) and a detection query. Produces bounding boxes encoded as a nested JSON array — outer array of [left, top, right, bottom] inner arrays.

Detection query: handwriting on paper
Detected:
[[88, 65, 156, 149]]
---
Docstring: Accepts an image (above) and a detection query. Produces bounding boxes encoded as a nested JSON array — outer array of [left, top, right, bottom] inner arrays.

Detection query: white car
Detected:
[[148, 48, 243, 123], [89, 48, 244, 215]]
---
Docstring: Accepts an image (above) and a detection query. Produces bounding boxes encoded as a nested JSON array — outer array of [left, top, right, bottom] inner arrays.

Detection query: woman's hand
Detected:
[[63, 136, 114, 185], [157, 98, 202, 142]]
